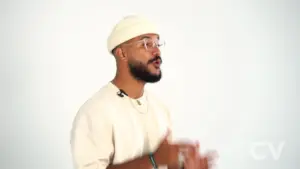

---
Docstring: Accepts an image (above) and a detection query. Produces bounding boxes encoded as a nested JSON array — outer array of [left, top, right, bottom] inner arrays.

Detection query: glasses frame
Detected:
[[122, 38, 166, 51]]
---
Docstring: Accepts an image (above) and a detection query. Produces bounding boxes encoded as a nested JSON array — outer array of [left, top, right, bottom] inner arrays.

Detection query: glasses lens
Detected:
[[157, 40, 165, 47], [143, 39, 165, 50]]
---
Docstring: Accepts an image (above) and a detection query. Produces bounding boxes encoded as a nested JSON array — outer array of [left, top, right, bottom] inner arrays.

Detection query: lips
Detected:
[[152, 60, 161, 68]]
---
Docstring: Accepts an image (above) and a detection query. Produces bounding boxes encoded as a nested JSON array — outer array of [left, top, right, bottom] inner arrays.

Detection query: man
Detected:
[[70, 15, 216, 169]]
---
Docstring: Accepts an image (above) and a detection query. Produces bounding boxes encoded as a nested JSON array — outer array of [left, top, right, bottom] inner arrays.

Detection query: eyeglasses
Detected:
[[141, 38, 165, 51], [123, 38, 166, 51]]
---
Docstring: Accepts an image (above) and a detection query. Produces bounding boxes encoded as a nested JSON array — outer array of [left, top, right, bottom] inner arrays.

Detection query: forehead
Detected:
[[127, 33, 159, 43]]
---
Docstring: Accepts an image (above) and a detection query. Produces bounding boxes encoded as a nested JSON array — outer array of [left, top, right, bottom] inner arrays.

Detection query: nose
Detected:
[[151, 47, 161, 56]]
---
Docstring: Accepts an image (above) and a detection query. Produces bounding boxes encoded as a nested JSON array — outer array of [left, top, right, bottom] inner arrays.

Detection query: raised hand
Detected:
[[182, 142, 219, 169], [153, 130, 198, 169], [153, 130, 181, 167]]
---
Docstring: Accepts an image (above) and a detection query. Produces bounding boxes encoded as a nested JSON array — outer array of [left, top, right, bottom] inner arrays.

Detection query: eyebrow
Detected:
[[139, 35, 160, 40]]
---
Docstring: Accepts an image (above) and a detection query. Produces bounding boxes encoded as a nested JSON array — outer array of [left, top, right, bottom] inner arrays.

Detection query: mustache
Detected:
[[148, 55, 162, 64]]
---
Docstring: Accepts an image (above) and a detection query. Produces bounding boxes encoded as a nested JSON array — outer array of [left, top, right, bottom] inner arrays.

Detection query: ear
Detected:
[[115, 47, 127, 61]]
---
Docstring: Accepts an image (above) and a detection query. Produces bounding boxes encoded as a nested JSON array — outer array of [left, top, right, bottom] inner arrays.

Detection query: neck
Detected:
[[112, 71, 145, 99]]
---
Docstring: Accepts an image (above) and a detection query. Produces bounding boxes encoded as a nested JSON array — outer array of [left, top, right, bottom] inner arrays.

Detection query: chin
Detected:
[[143, 72, 162, 83], [151, 69, 161, 75]]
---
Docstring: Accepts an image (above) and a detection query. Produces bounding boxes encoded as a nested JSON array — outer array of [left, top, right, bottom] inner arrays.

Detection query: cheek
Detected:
[[131, 53, 151, 64], [128, 57, 146, 67]]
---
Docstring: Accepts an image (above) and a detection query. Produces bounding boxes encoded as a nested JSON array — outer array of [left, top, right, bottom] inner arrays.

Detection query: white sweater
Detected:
[[70, 82, 172, 169]]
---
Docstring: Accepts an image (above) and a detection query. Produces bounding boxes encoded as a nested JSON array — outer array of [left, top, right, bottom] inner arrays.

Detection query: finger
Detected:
[[183, 159, 192, 169], [195, 141, 200, 155], [181, 141, 201, 161], [208, 162, 214, 169], [203, 157, 209, 169], [205, 150, 219, 166], [183, 154, 196, 169], [182, 146, 198, 163], [196, 140, 200, 148], [177, 142, 198, 150], [207, 150, 219, 160], [183, 150, 201, 169]]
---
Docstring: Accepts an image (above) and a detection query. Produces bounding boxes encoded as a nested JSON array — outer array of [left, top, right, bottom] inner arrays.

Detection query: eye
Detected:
[[145, 41, 153, 47]]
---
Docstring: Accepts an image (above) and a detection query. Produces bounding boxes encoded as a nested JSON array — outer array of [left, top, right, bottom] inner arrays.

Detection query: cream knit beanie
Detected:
[[107, 15, 160, 54]]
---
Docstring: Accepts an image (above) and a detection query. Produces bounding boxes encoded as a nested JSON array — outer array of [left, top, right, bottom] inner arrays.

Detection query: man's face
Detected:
[[122, 33, 164, 83]]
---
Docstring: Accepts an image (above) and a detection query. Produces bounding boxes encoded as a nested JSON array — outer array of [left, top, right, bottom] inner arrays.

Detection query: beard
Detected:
[[128, 55, 162, 83]]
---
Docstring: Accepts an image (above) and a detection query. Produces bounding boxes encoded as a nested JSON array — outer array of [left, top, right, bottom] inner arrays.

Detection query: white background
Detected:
[[0, 0, 299, 169]]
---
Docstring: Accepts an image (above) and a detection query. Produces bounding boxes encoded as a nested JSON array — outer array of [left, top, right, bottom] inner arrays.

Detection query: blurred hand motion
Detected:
[[181, 141, 219, 169]]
